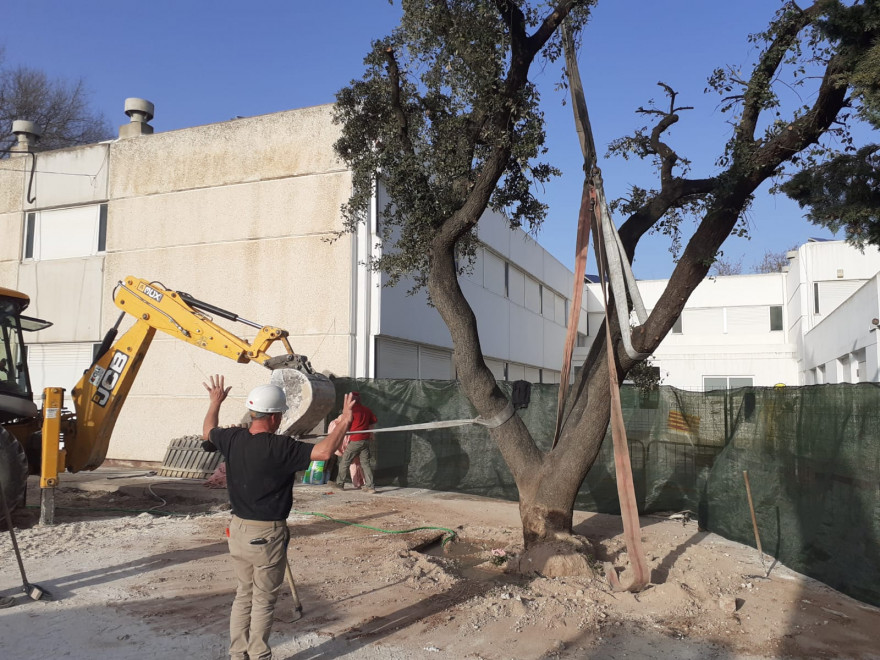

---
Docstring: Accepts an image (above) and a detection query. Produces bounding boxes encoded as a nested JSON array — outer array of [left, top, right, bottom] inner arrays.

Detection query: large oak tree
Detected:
[[334, 0, 879, 560]]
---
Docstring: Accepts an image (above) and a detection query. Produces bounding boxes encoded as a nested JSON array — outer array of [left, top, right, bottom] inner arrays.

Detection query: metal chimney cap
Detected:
[[124, 98, 154, 122], [12, 120, 42, 137]]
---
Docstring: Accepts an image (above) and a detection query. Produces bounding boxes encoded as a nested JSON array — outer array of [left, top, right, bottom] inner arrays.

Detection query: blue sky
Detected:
[[4, 0, 858, 279]]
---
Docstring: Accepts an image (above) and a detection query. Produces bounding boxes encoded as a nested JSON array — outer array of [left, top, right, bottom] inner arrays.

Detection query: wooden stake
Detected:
[[743, 470, 764, 563]]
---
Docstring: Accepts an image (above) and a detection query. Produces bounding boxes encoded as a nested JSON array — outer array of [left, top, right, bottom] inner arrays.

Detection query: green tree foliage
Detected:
[[781, 4, 880, 248], [782, 145, 880, 247], [334, 0, 593, 289], [0, 48, 112, 154]]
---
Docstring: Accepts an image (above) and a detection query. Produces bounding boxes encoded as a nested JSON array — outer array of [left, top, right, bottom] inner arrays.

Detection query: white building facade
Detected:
[[574, 239, 880, 389]]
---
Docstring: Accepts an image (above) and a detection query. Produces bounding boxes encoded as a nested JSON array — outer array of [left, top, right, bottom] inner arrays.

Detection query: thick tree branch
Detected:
[[617, 177, 716, 256], [634, 46, 853, 355], [738, 2, 821, 143], [383, 47, 415, 154]]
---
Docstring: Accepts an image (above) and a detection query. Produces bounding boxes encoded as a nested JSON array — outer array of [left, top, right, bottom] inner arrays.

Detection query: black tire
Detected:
[[0, 427, 29, 513]]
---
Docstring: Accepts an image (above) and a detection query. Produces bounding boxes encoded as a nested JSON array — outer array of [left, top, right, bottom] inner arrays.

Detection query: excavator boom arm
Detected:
[[114, 277, 294, 367], [57, 276, 311, 474]]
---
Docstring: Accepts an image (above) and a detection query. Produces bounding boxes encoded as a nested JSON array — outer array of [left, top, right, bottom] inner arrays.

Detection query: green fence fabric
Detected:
[[330, 379, 880, 607]]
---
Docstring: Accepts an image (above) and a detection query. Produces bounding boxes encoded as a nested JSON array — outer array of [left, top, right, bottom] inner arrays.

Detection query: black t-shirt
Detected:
[[210, 427, 314, 521]]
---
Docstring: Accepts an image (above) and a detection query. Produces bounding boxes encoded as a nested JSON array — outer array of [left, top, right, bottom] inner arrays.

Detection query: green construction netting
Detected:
[[330, 378, 880, 607]]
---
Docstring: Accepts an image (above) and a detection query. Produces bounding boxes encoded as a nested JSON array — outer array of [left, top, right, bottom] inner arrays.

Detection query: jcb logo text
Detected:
[[91, 351, 129, 407]]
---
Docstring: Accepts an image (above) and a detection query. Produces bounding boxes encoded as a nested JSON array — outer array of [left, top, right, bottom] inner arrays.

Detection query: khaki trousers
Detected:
[[227, 516, 290, 660], [336, 440, 374, 488]]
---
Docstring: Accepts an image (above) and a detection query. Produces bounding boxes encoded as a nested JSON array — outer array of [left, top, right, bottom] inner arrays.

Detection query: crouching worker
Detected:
[[202, 374, 355, 660]]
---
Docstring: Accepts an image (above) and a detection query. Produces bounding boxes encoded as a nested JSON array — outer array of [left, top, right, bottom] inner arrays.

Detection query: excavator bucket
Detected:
[[269, 369, 336, 436]]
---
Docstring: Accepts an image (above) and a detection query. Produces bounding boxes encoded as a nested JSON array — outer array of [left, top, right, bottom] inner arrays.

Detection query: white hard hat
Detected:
[[245, 384, 288, 413]]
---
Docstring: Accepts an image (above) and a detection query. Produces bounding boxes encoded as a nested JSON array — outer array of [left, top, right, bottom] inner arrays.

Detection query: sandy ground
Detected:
[[1, 469, 879, 660]]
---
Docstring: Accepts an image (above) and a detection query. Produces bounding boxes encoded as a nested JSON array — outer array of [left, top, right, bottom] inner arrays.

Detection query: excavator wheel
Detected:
[[0, 427, 29, 514]]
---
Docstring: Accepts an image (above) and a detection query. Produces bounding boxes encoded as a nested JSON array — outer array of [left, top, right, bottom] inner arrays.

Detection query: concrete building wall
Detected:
[[575, 272, 797, 390], [802, 277, 880, 383], [574, 240, 880, 390], [1, 104, 357, 462], [374, 210, 587, 383]]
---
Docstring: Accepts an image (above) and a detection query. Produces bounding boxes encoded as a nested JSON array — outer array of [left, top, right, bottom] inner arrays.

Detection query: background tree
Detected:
[[335, 0, 879, 562], [710, 254, 744, 276], [0, 48, 112, 153], [754, 247, 797, 273], [781, 21, 880, 248]]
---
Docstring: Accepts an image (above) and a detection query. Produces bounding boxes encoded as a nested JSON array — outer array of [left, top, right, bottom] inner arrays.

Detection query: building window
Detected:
[[814, 282, 820, 314], [576, 332, 588, 347], [22, 204, 108, 261], [703, 376, 754, 391], [504, 262, 509, 298], [538, 368, 543, 384], [98, 204, 108, 252], [538, 285, 544, 315], [24, 213, 36, 258], [770, 305, 783, 331], [672, 316, 683, 334]]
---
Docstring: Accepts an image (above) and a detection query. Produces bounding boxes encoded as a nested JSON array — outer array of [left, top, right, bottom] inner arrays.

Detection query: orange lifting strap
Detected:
[[554, 21, 649, 592]]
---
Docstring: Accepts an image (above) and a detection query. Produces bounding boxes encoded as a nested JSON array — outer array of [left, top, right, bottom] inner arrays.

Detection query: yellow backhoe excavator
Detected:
[[0, 276, 335, 524]]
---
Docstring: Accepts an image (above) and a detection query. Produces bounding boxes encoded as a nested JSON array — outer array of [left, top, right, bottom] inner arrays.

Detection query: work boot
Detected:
[[330, 482, 343, 490], [363, 488, 377, 494]]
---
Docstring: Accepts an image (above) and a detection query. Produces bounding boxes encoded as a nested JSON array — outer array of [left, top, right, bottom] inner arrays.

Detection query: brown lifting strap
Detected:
[[556, 21, 649, 592]]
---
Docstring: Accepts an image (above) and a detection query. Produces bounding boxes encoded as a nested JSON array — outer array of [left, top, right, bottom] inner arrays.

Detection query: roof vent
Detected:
[[10, 120, 41, 152], [119, 98, 155, 138]]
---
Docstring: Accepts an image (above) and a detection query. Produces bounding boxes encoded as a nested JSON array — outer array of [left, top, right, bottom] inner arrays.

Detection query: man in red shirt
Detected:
[[332, 391, 378, 493]]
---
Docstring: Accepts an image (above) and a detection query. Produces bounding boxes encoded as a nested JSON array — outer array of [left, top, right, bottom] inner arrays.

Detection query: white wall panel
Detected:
[[683, 308, 722, 334], [376, 337, 418, 379], [508, 265, 525, 306], [419, 346, 453, 380], [26, 342, 94, 398], [524, 277, 541, 313], [17, 258, 104, 343], [485, 358, 505, 381], [542, 287, 554, 320], [29, 206, 102, 260], [483, 251, 506, 296], [726, 306, 769, 334], [508, 307, 543, 366], [554, 294, 566, 325], [818, 280, 863, 317]]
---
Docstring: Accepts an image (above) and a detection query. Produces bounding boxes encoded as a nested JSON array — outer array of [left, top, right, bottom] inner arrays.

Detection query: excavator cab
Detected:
[[0, 288, 51, 423], [1, 287, 52, 511]]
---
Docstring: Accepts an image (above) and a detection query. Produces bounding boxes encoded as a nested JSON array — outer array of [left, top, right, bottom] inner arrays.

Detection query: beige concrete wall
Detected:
[[0, 158, 26, 293], [109, 105, 345, 198], [97, 104, 355, 462], [0, 212, 23, 268], [2, 104, 357, 464], [107, 172, 352, 251], [0, 157, 27, 215]]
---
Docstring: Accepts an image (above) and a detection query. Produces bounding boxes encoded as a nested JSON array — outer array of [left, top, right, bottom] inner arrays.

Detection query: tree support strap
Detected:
[[312, 402, 517, 439], [595, 204, 650, 593], [558, 19, 649, 592]]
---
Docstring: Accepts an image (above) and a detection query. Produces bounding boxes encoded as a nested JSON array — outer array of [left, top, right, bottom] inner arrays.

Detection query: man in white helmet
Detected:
[[202, 374, 355, 660]]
